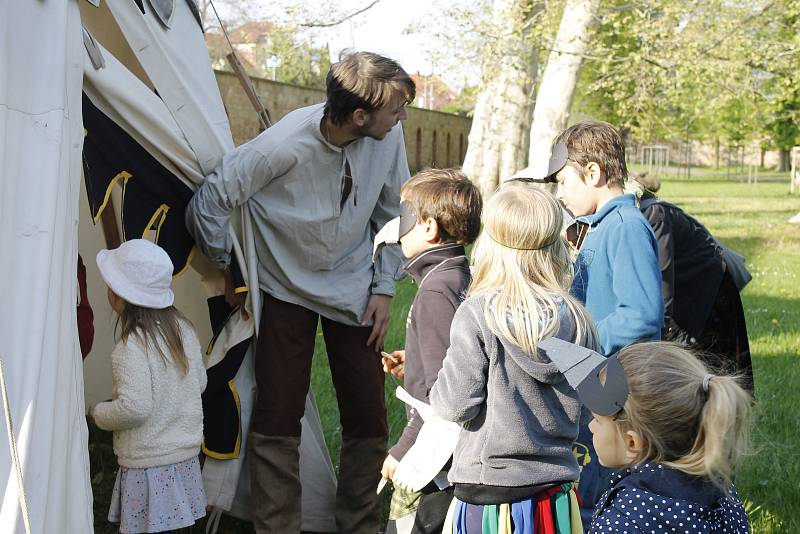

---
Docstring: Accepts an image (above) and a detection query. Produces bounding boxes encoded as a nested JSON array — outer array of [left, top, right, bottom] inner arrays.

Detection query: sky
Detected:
[[214, 0, 479, 88], [314, 0, 443, 78]]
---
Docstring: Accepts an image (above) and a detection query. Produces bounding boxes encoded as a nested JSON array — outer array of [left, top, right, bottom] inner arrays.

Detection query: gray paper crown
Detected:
[[537, 337, 629, 416]]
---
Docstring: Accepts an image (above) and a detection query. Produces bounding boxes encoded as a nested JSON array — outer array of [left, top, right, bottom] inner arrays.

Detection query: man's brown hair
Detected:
[[401, 168, 482, 245], [553, 120, 628, 189], [325, 51, 416, 125]]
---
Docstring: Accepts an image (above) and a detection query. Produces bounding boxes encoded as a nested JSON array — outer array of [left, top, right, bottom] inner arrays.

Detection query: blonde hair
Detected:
[[116, 302, 189, 375], [469, 183, 598, 355], [325, 51, 415, 125], [616, 342, 751, 491]]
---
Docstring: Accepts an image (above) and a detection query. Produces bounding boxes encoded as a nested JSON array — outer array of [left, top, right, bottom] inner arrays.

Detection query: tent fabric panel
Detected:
[[82, 92, 195, 274], [83, 38, 203, 188], [82, 4, 338, 529], [103, 0, 234, 175], [202, 359, 339, 532], [0, 1, 93, 533]]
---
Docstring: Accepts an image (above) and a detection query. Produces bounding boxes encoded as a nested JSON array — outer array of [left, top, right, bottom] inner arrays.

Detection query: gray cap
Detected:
[[507, 143, 569, 183]]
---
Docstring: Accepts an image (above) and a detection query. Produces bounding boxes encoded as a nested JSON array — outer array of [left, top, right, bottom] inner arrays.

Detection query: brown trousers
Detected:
[[249, 293, 388, 533], [251, 292, 388, 439]]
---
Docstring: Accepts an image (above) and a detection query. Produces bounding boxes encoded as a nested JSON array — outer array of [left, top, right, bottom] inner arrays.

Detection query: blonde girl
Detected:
[[588, 341, 751, 533], [430, 183, 598, 534], [90, 239, 207, 534]]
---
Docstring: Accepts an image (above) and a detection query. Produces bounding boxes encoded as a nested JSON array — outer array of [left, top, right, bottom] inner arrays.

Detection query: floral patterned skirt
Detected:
[[108, 456, 206, 533]]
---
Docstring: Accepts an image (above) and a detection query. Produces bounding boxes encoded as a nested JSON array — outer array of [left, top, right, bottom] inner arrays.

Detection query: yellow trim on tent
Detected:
[[120, 174, 130, 241], [92, 171, 131, 224], [142, 203, 170, 243], [201, 378, 242, 460], [204, 303, 237, 356], [173, 246, 195, 279]]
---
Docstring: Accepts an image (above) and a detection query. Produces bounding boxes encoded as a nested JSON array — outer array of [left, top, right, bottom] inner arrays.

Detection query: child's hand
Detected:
[[381, 454, 399, 481], [381, 350, 405, 379]]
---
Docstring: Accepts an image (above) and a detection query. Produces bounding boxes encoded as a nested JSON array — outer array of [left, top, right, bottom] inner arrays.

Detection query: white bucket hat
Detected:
[[96, 239, 175, 309]]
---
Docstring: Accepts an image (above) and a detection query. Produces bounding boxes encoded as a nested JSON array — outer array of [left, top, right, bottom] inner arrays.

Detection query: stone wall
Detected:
[[215, 70, 472, 173]]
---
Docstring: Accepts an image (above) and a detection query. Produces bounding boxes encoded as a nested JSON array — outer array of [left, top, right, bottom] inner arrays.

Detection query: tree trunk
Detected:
[[462, 0, 539, 196], [526, 0, 600, 179], [780, 148, 790, 172]]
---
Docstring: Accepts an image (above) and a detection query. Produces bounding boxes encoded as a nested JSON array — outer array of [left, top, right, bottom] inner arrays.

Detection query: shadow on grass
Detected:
[[739, 352, 800, 534], [713, 236, 764, 258], [688, 207, 800, 217], [736, 289, 800, 532]]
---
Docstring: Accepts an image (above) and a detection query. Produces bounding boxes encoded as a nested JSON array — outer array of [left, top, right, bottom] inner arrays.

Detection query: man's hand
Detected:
[[223, 267, 249, 320], [381, 454, 399, 481], [381, 350, 405, 379], [362, 294, 392, 352]]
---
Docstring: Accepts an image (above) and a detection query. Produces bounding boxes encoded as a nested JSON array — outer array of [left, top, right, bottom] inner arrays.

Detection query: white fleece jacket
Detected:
[[93, 320, 207, 468]]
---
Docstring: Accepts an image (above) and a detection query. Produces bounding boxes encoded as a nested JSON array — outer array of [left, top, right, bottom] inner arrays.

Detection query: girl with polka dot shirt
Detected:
[[588, 342, 751, 533]]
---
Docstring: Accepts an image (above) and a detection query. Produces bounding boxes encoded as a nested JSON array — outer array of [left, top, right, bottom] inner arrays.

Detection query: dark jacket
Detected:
[[640, 197, 726, 339], [590, 463, 750, 533], [388, 244, 470, 461]]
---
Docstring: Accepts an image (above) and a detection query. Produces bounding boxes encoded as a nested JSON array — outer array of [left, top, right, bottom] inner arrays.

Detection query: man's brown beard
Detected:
[[353, 117, 387, 141]]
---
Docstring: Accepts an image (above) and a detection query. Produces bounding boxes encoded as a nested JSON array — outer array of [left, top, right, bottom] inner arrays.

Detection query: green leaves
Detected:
[[574, 0, 797, 145]]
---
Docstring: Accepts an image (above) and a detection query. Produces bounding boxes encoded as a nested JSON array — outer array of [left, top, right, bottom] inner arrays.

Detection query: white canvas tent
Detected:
[[2, 1, 336, 531], [1, 2, 92, 532]]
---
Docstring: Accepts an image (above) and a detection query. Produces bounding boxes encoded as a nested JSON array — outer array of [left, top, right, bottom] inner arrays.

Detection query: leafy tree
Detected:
[[461, 0, 541, 194], [527, 0, 601, 177], [206, 22, 331, 89], [573, 0, 793, 152]]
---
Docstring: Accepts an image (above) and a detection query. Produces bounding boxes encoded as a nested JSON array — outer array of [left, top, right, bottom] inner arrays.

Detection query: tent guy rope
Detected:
[[0, 357, 32, 534]]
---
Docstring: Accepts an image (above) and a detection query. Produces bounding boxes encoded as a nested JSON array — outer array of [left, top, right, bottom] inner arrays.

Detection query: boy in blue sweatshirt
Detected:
[[544, 121, 664, 522]]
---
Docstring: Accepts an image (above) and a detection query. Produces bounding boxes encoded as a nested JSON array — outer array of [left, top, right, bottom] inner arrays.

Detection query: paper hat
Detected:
[[537, 337, 629, 416], [507, 143, 569, 183], [372, 201, 417, 260]]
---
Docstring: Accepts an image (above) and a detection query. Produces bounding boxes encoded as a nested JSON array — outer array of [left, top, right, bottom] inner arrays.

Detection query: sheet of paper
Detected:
[[391, 387, 460, 492]]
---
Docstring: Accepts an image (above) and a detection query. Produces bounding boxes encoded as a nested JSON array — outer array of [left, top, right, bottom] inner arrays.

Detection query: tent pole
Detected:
[[226, 52, 272, 131]]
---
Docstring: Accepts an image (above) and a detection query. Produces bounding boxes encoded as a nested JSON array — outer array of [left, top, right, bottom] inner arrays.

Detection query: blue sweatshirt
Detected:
[[571, 194, 663, 356]]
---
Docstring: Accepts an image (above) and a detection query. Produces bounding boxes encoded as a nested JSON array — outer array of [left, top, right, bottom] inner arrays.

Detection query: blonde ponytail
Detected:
[[616, 342, 751, 491], [676, 374, 751, 490]]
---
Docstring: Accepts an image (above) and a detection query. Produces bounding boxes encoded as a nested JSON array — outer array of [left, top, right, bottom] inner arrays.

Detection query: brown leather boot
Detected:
[[249, 432, 302, 534], [335, 436, 387, 534]]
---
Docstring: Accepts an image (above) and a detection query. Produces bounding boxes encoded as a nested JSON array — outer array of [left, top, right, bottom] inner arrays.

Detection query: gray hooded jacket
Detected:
[[429, 292, 589, 490]]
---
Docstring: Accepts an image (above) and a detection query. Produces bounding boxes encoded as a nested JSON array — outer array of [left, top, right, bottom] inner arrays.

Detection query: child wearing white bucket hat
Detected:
[[91, 239, 208, 534]]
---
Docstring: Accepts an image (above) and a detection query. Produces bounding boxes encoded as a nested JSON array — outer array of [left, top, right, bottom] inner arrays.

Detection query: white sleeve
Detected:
[[93, 340, 154, 431]]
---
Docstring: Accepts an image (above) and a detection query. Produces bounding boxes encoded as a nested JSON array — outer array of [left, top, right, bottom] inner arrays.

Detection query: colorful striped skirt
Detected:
[[443, 483, 583, 534]]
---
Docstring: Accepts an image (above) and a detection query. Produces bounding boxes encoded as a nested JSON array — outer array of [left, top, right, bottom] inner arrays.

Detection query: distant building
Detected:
[[205, 21, 276, 74], [411, 73, 459, 111]]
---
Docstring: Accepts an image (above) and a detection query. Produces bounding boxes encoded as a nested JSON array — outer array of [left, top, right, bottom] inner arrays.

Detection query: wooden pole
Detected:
[[226, 52, 272, 132]]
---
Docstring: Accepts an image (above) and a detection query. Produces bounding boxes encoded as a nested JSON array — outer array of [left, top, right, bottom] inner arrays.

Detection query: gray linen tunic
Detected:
[[186, 103, 409, 325]]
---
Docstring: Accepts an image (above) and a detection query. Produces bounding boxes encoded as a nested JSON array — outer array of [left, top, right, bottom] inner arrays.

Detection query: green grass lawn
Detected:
[[89, 169, 800, 532], [654, 173, 800, 533]]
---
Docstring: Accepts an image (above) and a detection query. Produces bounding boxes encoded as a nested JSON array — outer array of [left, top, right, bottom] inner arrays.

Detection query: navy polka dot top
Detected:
[[588, 463, 750, 533]]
